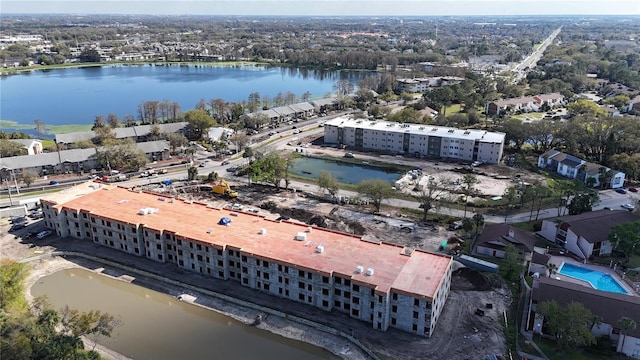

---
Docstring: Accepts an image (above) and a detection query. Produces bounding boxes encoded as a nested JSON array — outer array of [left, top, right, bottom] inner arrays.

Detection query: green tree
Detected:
[[472, 213, 485, 238], [96, 138, 147, 171], [250, 152, 287, 189], [617, 316, 637, 352], [537, 300, 596, 350], [0, 261, 28, 311], [79, 47, 101, 62], [460, 174, 479, 218], [608, 221, 640, 256], [502, 244, 522, 282], [356, 179, 394, 213], [567, 192, 599, 215], [0, 139, 28, 157], [164, 132, 189, 152], [20, 170, 38, 187], [317, 170, 339, 199], [187, 166, 199, 181], [207, 171, 219, 182], [34, 119, 46, 139], [184, 109, 216, 140], [414, 178, 452, 222]]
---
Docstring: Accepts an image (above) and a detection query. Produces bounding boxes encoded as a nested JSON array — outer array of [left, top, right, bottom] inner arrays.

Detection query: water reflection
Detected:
[[31, 268, 337, 360]]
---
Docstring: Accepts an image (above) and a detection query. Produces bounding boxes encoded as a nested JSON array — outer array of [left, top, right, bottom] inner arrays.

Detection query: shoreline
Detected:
[[23, 253, 371, 360]]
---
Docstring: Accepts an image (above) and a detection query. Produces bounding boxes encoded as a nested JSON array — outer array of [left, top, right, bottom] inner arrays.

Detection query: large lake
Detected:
[[1, 64, 372, 127]]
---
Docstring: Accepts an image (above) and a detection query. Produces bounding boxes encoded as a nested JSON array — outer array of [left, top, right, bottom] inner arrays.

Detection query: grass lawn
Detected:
[[511, 113, 545, 121], [537, 338, 618, 360], [1, 120, 92, 134], [442, 104, 462, 114]]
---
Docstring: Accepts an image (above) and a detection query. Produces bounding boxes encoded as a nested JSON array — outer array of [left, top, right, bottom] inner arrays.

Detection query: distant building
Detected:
[[485, 93, 565, 116], [419, 62, 468, 77], [54, 122, 188, 146], [323, 117, 505, 164], [537, 210, 639, 259], [395, 77, 464, 93], [40, 183, 454, 338], [9, 139, 43, 155], [538, 150, 625, 189]]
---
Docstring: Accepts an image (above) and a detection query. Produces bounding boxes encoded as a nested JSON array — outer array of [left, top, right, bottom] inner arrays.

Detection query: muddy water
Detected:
[[31, 268, 338, 360]]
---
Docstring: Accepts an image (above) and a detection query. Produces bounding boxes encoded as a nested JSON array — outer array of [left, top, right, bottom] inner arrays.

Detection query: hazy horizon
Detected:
[[3, 1, 640, 16]]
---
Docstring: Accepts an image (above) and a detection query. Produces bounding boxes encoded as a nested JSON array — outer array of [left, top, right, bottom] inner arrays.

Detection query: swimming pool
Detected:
[[558, 263, 629, 295]]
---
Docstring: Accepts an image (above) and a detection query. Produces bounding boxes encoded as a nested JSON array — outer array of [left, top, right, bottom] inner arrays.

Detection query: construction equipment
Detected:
[[101, 174, 127, 183], [212, 179, 238, 198]]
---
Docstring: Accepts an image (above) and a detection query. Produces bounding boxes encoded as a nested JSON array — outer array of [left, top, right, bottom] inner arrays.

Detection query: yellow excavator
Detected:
[[212, 179, 238, 198]]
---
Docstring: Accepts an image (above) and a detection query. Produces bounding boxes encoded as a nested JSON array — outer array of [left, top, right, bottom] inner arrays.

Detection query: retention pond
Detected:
[[31, 268, 338, 360]]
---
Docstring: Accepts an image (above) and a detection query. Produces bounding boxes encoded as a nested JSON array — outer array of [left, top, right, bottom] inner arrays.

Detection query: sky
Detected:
[[3, 0, 640, 16]]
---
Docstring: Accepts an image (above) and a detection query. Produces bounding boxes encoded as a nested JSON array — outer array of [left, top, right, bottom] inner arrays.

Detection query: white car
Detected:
[[36, 230, 52, 239], [621, 203, 635, 211]]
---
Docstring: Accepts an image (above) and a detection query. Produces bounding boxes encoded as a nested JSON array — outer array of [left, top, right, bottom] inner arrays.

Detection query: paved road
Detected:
[[512, 26, 562, 83], [5, 114, 638, 223]]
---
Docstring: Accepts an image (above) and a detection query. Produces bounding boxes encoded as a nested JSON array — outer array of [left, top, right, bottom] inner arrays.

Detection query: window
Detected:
[[322, 276, 329, 284], [392, 305, 397, 313], [351, 309, 359, 317], [298, 269, 305, 277], [335, 289, 341, 296], [353, 284, 360, 292], [156, 244, 162, 250], [352, 297, 360, 304], [413, 311, 419, 319], [322, 300, 329, 308], [322, 288, 329, 296], [299, 294, 305, 301], [414, 299, 420, 306], [298, 281, 305, 289]]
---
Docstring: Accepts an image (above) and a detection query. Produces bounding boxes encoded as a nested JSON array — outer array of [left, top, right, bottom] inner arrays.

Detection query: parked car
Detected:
[[49, 180, 59, 185], [9, 223, 26, 232], [344, 152, 355, 158], [36, 230, 52, 239], [447, 221, 463, 231], [621, 203, 635, 211], [221, 160, 230, 166], [615, 188, 628, 194], [629, 187, 638, 193], [29, 209, 43, 219]]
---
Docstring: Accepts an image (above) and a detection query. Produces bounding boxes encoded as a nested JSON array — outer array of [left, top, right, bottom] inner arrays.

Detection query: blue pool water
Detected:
[[558, 263, 629, 295]]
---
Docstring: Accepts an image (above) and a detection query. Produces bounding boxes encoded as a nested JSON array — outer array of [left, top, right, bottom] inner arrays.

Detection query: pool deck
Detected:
[[546, 255, 637, 296]]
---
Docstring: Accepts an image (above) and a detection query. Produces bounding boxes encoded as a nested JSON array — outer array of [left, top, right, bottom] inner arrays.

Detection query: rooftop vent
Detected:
[[305, 227, 313, 233], [294, 232, 307, 241], [138, 207, 159, 215], [448, 129, 455, 133], [259, 228, 266, 235], [118, 199, 128, 204], [207, 229, 213, 234], [366, 267, 375, 276], [316, 244, 324, 253], [419, 126, 425, 130], [431, 128, 438, 131], [463, 131, 471, 135], [356, 265, 364, 274]]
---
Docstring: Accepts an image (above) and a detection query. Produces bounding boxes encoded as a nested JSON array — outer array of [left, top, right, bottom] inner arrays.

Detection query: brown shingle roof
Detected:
[[476, 223, 537, 253], [533, 277, 640, 337], [553, 210, 640, 244]]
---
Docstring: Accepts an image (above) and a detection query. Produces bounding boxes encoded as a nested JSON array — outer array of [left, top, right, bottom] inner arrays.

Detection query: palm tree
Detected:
[[472, 213, 485, 238], [618, 316, 637, 353]]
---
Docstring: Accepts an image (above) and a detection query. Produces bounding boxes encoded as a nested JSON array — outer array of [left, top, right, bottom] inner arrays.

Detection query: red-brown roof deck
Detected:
[[49, 184, 452, 298]]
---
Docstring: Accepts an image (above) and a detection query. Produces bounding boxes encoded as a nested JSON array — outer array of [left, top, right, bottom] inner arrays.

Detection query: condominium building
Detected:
[[323, 117, 505, 164], [40, 182, 454, 337]]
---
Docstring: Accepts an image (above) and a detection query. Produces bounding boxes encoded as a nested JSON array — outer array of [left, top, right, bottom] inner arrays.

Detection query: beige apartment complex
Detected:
[[40, 182, 454, 337]]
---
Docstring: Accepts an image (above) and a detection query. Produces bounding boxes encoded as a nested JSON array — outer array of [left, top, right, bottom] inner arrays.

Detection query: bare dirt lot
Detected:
[[3, 183, 510, 360]]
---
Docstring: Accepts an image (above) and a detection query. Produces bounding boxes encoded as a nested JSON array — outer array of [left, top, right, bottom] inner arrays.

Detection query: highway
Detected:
[[512, 26, 562, 83]]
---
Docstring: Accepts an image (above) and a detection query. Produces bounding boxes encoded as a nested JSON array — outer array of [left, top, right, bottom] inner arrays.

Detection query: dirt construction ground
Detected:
[[3, 185, 510, 360]]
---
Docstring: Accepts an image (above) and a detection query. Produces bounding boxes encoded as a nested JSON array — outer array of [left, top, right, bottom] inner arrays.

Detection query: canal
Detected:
[[31, 268, 338, 360]]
